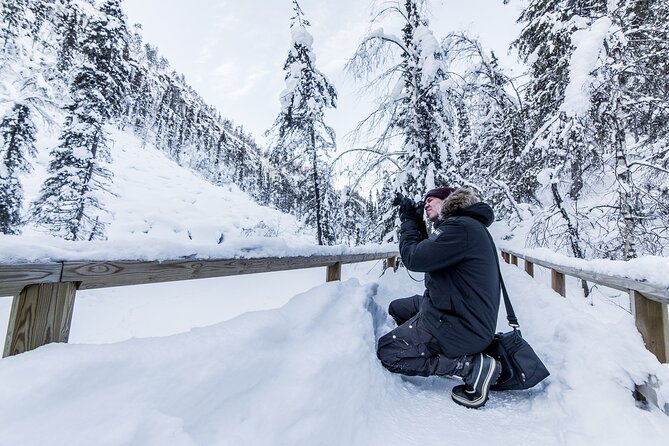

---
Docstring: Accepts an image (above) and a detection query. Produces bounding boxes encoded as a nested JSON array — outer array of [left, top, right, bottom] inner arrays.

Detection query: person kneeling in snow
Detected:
[[377, 187, 501, 409]]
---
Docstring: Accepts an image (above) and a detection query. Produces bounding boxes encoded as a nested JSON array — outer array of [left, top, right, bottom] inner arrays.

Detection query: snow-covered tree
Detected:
[[56, 0, 84, 74], [31, 0, 131, 240], [512, 0, 669, 260], [589, 0, 669, 259], [443, 33, 528, 217], [512, 0, 608, 264], [346, 0, 462, 241], [1, 0, 30, 51], [0, 103, 36, 234], [267, 0, 337, 245]]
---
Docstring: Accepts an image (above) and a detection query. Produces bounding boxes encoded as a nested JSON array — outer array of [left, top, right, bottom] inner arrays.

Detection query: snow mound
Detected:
[[1, 263, 668, 445]]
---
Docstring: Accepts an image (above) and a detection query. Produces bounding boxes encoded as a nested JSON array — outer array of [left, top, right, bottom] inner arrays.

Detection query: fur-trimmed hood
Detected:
[[438, 188, 494, 226]]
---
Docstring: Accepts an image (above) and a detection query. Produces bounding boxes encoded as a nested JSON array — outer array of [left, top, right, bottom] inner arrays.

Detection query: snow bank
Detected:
[[1, 263, 668, 445]]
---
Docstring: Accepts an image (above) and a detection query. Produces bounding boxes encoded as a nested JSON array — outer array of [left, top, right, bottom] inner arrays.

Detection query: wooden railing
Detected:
[[0, 251, 398, 358], [501, 248, 669, 414]]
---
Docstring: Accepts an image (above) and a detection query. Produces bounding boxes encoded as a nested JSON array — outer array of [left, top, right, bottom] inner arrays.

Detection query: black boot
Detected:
[[451, 353, 501, 409]]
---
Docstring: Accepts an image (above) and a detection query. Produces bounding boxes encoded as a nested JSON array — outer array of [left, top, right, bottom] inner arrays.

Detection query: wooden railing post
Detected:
[[631, 290, 669, 363], [326, 262, 341, 282], [387, 256, 397, 271], [502, 252, 510, 263], [524, 260, 534, 277], [551, 269, 566, 297], [4, 282, 78, 358], [510, 255, 518, 266]]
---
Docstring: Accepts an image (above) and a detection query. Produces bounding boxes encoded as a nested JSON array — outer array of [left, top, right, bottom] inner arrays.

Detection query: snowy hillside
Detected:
[[1, 259, 669, 445], [0, 125, 316, 262]]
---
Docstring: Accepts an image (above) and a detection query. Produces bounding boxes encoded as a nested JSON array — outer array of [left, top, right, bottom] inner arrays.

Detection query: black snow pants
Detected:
[[377, 294, 465, 377]]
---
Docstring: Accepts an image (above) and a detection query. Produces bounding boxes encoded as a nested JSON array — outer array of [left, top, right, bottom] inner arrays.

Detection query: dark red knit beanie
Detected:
[[424, 187, 456, 201]]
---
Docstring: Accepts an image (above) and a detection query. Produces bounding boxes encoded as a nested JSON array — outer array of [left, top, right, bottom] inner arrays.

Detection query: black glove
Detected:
[[393, 193, 423, 222]]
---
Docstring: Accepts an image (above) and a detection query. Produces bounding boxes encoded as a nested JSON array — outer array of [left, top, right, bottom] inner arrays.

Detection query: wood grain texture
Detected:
[[326, 262, 342, 282], [632, 290, 669, 363], [1, 253, 401, 358], [60, 253, 398, 290], [0, 253, 398, 292], [551, 269, 566, 297], [3, 282, 78, 357], [0, 263, 62, 297], [524, 260, 535, 277]]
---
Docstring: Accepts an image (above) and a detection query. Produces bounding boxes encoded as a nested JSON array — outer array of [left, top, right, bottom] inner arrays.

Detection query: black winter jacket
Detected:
[[399, 189, 500, 357]]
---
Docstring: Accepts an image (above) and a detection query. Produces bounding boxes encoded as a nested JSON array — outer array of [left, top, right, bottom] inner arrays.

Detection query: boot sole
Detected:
[[451, 358, 501, 409]]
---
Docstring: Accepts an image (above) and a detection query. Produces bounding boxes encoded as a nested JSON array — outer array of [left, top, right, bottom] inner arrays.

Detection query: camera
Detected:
[[392, 192, 424, 210]]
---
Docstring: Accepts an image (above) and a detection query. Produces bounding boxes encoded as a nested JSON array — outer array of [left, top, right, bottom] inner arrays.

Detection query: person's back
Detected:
[[413, 194, 500, 357]]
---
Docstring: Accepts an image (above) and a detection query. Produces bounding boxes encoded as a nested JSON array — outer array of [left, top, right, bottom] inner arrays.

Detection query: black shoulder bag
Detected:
[[484, 233, 550, 391]]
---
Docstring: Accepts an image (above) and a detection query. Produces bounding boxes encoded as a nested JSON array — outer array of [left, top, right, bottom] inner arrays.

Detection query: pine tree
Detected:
[[0, 0, 29, 52], [56, 1, 82, 74], [347, 0, 460, 241], [0, 103, 37, 234], [512, 0, 669, 260], [267, 0, 337, 245], [348, 0, 460, 194], [31, 0, 131, 240]]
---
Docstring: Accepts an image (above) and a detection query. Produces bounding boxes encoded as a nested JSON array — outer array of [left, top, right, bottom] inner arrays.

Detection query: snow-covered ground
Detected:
[[1, 117, 669, 445], [1, 259, 669, 445]]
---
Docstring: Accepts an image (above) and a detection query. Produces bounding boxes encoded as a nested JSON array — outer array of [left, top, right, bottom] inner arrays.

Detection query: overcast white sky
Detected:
[[123, 0, 525, 151]]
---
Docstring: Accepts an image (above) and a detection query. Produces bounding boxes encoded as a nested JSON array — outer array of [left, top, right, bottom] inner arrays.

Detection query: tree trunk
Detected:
[[614, 124, 637, 260], [310, 126, 323, 245], [551, 183, 590, 297]]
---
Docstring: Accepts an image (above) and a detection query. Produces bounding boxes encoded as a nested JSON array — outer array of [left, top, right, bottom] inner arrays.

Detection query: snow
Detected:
[[2, 43, 669, 445], [1, 133, 668, 443], [291, 24, 314, 50], [414, 25, 442, 86], [496, 244, 669, 290], [561, 17, 612, 117], [1, 128, 395, 263], [536, 167, 556, 186], [1, 259, 669, 445]]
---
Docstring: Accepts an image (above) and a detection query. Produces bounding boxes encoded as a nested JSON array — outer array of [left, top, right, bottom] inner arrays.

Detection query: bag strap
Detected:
[[484, 230, 520, 328]]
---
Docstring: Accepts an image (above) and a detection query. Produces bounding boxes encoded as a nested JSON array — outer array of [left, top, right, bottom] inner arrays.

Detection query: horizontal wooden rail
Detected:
[[500, 248, 669, 415], [501, 248, 669, 305], [1, 251, 398, 357], [0, 252, 399, 296]]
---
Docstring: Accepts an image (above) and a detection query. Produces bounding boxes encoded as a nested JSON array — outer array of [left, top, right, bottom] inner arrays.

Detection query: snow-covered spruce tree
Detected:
[[330, 186, 375, 245], [513, 0, 669, 261], [346, 0, 461, 241], [512, 0, 609, 264], [0, 103, 37, 234], [513, 0, 607, 134], [443, 33, 528, 218], [267, 0, 337, 245], [31, 0, 130, 240], [0, 0, 30, 51], [55, 0, 85, 74]]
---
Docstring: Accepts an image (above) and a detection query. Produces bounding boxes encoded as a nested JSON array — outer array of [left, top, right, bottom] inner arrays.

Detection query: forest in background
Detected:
[[1, 0, 668, 260]]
